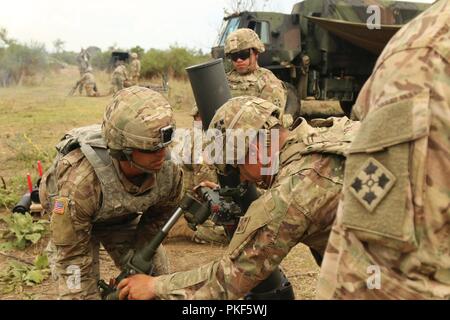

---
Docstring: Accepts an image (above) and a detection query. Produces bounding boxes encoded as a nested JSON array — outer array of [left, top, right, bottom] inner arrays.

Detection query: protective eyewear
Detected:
[[229, 49, 252, 62], [138, 125, 174, 153]]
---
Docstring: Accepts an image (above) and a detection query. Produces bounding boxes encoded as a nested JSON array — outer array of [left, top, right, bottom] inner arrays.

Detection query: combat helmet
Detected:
[[131, 52, 138, 59], [207, 96, 281, 175], [102, 87, 175, 167], [224, 28, 265, 55]]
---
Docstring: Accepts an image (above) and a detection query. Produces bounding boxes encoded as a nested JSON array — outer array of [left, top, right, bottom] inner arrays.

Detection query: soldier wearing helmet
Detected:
[[70, 66, 99, 97], [77, 48, 91, 76], [111, 60, 130, 94], [225, 28, 292, 127], [317, 0, 450, 300], [116, 96, 360, 300], [168, 104, 228, 246], [39, 87, 183, 299], [130, 52, 141, 85]]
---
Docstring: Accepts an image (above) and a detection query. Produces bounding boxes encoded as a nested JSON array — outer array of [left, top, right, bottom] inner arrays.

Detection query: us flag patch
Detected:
[[52, 198, 68, 215]]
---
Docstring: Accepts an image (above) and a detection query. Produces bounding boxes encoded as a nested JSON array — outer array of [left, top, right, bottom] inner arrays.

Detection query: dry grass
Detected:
[[0, 67, 194, 206], [0, 67, 320, 300]]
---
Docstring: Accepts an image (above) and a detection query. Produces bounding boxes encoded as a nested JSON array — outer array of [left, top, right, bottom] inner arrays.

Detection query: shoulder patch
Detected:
[[235, 216, 251, 234], [349, 157, 396, 212], [52, 197, 69, 215]]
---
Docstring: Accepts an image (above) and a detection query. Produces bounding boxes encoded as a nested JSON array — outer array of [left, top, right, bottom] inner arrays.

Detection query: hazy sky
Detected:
[[0, 0, 435, 53]]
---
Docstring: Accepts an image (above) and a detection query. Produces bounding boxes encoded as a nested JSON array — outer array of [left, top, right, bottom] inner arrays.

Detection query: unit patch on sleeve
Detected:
[[349, 157, 396, 212]]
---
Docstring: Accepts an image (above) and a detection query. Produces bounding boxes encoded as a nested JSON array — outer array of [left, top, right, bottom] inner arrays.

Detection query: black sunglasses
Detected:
[[229, 49, 252, 62]]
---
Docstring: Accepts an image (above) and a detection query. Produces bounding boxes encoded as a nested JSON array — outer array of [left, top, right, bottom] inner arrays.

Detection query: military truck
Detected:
[[212, 0, 431, 118], [109, 51, 130, 71]]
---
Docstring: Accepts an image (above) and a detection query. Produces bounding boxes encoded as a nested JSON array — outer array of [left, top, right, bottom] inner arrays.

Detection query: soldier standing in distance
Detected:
[[77, 48, 91, 76], [130, 52, 141, 86], [225, 28, 292, 127], [317, 0, 450, 299], [115, 96, 360, 300], [39, 87, 183, 299]]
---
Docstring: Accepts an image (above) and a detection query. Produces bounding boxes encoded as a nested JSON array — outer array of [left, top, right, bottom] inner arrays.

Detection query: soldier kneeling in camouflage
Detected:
[[115, 96, 359, 300], [39, 87, 183, 299], [110, 60, 130, 95], [70, 67, 99, 97]]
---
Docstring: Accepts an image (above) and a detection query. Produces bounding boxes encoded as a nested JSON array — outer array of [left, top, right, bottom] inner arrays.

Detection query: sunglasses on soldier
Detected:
[[229, 49, 252, 62]]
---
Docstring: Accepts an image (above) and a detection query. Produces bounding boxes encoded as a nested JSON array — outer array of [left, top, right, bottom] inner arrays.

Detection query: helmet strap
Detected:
[[248, 50, 259, 72], [123, 152, 159, 175]]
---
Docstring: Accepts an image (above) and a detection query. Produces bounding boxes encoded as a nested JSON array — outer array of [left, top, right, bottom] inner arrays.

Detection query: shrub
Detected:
[[51, 51, 78, 66], [91, 50, 112, 71], [0, 41, 49, 86], [141, 45, 209, 79]]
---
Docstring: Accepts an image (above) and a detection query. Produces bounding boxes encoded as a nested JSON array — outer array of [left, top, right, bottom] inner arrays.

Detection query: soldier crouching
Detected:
[[115, 96, 360, 300], [39, 87, 183, 299]]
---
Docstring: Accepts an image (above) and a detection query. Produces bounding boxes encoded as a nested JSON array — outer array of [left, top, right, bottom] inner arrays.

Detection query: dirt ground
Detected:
[[0, 210, 319, 300], [0, 67, 320, 300]]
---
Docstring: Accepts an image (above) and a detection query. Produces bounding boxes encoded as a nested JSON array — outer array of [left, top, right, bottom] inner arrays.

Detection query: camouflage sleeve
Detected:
[[153, 167, 341, 299], [258, 73, 287, 110], [78, 73, 87, 84], [139, 162, 184, 236], [123, 66, 129, 80], [318, 2, 450, 298], [44, 149, 102, 299]]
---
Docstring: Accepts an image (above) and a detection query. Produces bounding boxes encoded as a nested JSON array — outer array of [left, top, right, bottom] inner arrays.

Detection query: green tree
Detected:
[[223, 0, 269, 15], [0, 27, 11, 45], [91, 49, 112, 71], [140, 45, 209, 79], [52, 38, 65, 53], [130, 45, 145, 58], [0, 41, 48, 85]]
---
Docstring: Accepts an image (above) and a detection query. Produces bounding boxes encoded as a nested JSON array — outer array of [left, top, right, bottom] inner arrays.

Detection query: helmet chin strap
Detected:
[[248, 53, 258, 72], [124, 153, 159, 175]]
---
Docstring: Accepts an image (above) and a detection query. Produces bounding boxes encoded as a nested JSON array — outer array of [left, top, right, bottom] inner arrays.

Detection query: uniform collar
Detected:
[[112, 158, 156, 195]]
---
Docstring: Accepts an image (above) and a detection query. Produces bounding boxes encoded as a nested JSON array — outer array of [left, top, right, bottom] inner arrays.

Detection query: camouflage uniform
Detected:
[[225, 28, 290, 127], [152, 96, 359, 299], [39, 87, 183, 299], [111, 62, 129, 94], [317, 0, 450, 299], [74, 69, 97, 97], [227, 68, 287, 117], [182, 106, 218, 192], [77, 49, 91, 76], [175, 105, 228, 245], [130, 53, 141, 85]]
